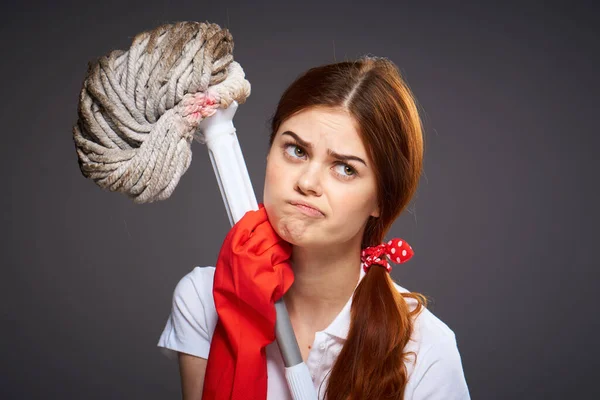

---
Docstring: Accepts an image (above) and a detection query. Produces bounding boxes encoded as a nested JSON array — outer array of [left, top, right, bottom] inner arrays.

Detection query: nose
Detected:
[[295, 164, 322, 196]]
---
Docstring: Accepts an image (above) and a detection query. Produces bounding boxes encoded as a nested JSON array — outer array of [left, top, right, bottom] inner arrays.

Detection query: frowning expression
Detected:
[[263, 106, 379, 249]]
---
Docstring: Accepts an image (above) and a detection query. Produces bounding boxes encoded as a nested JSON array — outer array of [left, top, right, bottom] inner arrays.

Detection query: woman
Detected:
[[158, 56, 470, 399]]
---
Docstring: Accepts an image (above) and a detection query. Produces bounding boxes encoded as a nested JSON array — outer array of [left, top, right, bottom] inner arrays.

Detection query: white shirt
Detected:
[[158, 265, 470, 399]]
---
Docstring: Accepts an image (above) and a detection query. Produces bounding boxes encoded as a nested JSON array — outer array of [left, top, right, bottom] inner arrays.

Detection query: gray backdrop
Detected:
[[2, 1, 598, 399]]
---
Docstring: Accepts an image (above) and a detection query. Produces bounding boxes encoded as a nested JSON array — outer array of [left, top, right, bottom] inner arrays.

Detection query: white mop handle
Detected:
[[200, 101, 258, 225], [285, 362, 320, 399], [197, 101, 318, 400]]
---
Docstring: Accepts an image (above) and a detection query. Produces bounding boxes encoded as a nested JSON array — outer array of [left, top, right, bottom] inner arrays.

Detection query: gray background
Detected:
[[2, 1, 598, 399]]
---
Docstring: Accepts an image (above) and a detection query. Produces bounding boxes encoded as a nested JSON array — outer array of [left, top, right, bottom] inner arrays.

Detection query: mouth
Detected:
[[289, 201, 325, 218]]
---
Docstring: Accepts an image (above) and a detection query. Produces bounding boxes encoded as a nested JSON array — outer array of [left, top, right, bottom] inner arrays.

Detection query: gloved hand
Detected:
[[202, 203, 294, 400]]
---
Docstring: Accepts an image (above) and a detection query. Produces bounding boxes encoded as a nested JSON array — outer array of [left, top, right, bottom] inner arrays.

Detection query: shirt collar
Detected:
[[321, 263, 367, 341]]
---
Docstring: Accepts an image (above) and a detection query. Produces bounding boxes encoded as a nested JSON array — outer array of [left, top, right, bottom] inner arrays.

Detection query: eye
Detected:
[[334, 163, 357, 180], [284, 142, 307, 159], [283, 141, 359, 180]]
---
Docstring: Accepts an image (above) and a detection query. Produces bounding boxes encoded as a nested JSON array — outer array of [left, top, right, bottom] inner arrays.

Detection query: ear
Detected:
[[370, 206, 380, 218]]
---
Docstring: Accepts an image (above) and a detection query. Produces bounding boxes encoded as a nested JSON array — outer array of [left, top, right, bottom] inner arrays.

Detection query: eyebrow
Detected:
[[281, 131, 368, 166]]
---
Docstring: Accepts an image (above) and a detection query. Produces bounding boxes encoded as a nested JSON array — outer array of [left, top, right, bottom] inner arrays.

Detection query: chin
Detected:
[[263, 202, 288, 239], [263, 202, 299, 243]]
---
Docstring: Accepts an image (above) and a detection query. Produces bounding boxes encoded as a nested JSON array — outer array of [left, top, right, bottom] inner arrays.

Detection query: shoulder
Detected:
[[392, 281, 456, 348], [392, 282, 470, 398], [175, 265, 216, 293], [170, 266, 218, 338], [157, 266, 218, 360], [172, 265, 216, 315]]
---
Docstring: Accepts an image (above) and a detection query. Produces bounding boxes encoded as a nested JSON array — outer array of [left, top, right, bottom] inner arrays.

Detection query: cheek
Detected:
[[263, 159, 284, 202], [263, 158, 289, 224], [264, 165, 316, 244], [333, 183, 375, 212], [326, 184, 378, 235]]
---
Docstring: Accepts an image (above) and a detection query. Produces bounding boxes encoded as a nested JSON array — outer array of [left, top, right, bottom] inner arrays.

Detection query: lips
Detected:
[[290, 201, 324, 216]]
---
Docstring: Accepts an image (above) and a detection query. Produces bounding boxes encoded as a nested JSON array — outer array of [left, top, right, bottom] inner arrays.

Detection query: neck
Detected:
[[283, 238, 362, 332]]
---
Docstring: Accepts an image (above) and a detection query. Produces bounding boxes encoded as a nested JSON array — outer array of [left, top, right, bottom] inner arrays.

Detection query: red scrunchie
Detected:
[[361, 238, 414, 273]]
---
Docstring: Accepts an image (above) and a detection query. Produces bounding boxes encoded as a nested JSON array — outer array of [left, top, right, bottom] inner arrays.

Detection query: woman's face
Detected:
[[263, 106, 380, 249]]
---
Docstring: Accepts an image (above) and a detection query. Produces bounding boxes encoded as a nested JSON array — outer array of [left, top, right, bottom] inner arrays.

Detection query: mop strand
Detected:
[[72, 21, 251, 203]]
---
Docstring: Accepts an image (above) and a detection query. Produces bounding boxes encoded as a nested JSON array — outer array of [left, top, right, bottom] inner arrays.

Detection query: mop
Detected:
[[73, 21, 317, 399]]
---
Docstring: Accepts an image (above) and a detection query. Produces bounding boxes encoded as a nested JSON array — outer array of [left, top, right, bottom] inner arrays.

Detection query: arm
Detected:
[[178, 352, 208, 400], [156, 267, 218, 399]]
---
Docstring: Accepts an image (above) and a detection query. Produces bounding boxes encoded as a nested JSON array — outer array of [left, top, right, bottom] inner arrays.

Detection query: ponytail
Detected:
[[324, 266, 427, 400]]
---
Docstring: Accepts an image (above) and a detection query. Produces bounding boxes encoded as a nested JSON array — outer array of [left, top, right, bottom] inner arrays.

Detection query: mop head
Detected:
[[73, 21, 250, 203]]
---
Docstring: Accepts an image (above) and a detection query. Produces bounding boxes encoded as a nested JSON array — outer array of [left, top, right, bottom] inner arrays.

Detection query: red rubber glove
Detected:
[[202, 203, 294, 400]]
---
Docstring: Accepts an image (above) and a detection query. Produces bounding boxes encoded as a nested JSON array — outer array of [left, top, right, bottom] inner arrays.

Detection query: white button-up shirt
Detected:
[[158, 265, 470, 399]]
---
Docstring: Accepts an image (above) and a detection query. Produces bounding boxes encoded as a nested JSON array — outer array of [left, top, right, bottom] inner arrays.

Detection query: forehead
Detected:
[[278, 106, 363, 145]]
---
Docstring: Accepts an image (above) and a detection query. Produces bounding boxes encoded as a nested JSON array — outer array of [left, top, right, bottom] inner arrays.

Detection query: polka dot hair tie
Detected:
[[361, 238, 414, 273]]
